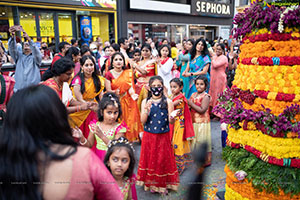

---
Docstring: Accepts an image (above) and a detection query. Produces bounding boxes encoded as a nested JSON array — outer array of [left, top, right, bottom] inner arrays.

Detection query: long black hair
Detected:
[[104, 137, 136, 178], [0, 85, 77, 199], [158, 44, 171, 58], [109, 52, 126, 71], [184, 39, 195, 55], [141, 43, 152, 60], [75, 55, 101, 94], [98, 92, 122, 122], [65, 46, 80, 61], [190, 38, 210, 60], [147, 76, 168, 109], [41, 58, 75, 81]]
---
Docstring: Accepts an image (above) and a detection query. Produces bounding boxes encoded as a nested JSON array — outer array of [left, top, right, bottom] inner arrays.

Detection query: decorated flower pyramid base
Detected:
[[214, 1, 300, 199]]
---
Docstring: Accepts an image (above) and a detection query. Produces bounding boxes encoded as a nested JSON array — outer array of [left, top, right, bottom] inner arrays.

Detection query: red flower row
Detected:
[[227, 140, 300, 168], [241, 56, 300, 66], [242, 33, 300, 43], [253, 89, 296, 102]]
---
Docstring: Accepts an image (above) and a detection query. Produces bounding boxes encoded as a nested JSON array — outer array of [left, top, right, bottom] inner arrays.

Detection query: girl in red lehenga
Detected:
[[133, 43, 156, 110], [137, 76, 179, 195]]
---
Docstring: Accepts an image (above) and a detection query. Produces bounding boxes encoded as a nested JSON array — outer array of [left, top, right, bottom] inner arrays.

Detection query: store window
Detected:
[[128, 23, 187, 44], [91, 13, 109, 43], [58, 13, 72, 43], [189, 25, 215, 41], [0, 6, 13, 48], [39, 12, 54, 42], [20, 11, 37, 39]]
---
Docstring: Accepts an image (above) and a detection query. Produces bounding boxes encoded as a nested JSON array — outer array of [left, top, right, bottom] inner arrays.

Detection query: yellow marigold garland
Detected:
[[241, 98, 300, 117], [233, 64, 300, 95], [239, 40, 300, 59], [225, 165, 300, 200], [227, 128, 300, 159], [225, 184, 249, 200]]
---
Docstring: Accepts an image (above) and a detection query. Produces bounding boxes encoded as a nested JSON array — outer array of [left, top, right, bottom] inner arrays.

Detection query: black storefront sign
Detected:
[[191, 0, 233, 18]]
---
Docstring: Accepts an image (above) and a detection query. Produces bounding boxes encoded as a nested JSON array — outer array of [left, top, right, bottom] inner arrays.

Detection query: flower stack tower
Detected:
[[214, 1, 300, 199]]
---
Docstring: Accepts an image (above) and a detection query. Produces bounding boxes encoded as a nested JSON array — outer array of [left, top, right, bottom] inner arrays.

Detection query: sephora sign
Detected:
[[191, 0, 233, 17]]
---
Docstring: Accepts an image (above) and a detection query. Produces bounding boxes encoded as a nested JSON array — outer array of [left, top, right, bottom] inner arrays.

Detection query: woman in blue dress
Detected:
[[182, 38, 211, 99], [175, 39, 194, 98]]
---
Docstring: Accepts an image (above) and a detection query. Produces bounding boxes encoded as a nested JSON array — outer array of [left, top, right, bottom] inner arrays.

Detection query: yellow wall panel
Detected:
[[20, 18, 37, 37], [99, 14, 109, 42], [59, 17, 72, 36]]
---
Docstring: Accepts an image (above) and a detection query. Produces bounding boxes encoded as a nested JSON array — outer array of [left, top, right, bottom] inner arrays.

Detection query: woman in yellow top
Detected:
[[69, 55, 107, 140]]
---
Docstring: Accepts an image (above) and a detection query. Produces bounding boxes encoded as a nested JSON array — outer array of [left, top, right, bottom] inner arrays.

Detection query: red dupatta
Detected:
[[160, 57, 169, 65], [171, 93, 195, 141]]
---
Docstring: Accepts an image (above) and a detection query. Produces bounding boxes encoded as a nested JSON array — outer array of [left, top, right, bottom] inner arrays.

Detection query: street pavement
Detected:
[[133, 121, 226, 200]]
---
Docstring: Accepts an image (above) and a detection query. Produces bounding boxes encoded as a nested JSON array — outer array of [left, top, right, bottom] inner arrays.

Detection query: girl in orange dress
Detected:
[[188, 75, 212, 167], [105, 52, 143, 142]]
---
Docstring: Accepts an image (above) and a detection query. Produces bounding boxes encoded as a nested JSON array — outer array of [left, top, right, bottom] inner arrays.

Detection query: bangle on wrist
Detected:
[[79, 138, 87, 145]]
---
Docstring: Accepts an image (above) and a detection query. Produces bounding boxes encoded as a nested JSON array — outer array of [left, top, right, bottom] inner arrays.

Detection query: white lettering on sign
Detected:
[[195, 1, 230, 15]]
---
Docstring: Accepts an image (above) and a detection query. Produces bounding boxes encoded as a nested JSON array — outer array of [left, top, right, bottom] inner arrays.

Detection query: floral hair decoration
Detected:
[[108, 137, 135, 152]]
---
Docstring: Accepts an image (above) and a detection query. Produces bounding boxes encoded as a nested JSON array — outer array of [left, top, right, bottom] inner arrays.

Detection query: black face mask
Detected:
[[41, 46, 47, 50], [150, 86, 163, 97]]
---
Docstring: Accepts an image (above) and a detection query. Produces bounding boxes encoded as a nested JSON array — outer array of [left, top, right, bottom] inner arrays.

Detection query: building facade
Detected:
[[0, 0, 117, 48], [118, 0, 234, 43]]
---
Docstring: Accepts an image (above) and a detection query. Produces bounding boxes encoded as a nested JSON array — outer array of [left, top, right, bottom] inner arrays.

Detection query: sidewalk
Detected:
[[134, 121, 226, 200]]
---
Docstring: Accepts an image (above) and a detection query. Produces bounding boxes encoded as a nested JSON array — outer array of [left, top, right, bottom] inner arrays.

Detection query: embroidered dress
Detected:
[[42, 78, 73, 107], [176, 52, 191, 98], [187, 55, 211, 99], [190, 92, 212, 166], [89, 121, 127, 161], [105, 69, 143, 142], [119, 176, 138, 200], [135, 60, 156, 110], [137, 100, 179, 193], [169, 93, 194, 174], [69, 76, 105, 138]]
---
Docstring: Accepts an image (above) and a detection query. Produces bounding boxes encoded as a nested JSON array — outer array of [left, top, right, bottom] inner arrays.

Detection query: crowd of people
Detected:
[[0, 25, 240, 199]]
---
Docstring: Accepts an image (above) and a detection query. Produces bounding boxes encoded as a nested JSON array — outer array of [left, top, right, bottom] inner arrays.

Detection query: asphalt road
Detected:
[[133, 121, 226, 200]]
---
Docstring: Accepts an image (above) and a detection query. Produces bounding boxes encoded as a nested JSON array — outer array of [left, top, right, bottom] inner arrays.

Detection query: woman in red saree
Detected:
[[106, 52, 143, 142], [42, 58, 90, 113], [69, 55, 106, 139]]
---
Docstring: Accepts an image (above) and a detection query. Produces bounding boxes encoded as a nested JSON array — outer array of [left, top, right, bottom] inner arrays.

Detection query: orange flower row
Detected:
[[239, 40, 300, 59], [225, 165, 300, 200], [241, 97, 300, 118], [233, 64, 300, 95]]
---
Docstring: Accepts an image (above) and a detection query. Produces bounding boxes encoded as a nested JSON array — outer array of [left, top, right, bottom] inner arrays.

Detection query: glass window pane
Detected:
[[39, 12, 54, 42], [0, 6, 13, 49], [20, 11, 37, 38], [91, 13, 109, 43], [58, 13, 72, 43]]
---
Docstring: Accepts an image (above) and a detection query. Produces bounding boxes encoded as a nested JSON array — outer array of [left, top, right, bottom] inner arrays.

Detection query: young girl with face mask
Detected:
[[137, 76, 179, 195]]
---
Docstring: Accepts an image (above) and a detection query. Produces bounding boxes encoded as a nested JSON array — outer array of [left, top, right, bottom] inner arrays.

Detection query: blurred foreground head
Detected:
[[0, 85, 76, 199]]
